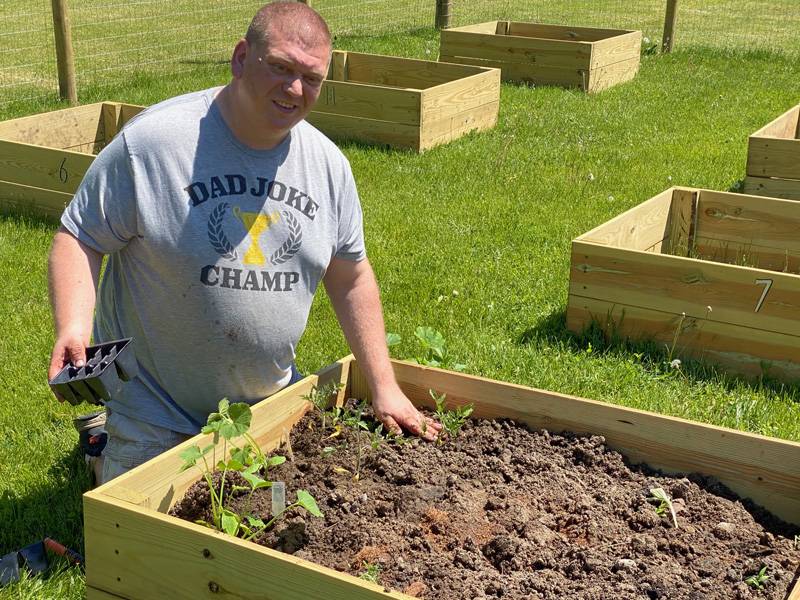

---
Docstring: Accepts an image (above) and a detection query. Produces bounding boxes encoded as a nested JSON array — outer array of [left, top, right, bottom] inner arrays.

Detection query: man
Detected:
[[47, 1, 439, 484]]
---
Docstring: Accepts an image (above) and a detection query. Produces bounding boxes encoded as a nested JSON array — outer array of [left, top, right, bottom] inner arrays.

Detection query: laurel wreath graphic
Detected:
[[269, 211, 302, 265], [207, 202, 238, 261]]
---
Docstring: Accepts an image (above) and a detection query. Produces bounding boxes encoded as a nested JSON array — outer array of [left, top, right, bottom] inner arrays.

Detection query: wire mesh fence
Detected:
[[0, 0, 798, 112]]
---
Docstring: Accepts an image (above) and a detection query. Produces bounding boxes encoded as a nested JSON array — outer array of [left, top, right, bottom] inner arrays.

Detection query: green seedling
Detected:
[[302, 381, 344, 430], [744, 566, 770, 589], [648, 487, 678, 528], [430, 389, 473, 443], [180, 398, 322, 539], [359, 561, 381, 584]]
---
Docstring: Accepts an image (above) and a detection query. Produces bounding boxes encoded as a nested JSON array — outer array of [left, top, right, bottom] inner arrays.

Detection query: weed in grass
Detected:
[[387, 327, 466, 371]]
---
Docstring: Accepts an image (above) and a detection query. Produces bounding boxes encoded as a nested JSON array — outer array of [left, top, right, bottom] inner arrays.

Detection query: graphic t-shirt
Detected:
[[61, 87, 365, 434]]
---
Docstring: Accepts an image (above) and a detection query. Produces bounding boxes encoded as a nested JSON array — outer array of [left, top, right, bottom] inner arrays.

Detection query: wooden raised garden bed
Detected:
[[0, 102, 144, 219], [744, 103, 800, 200], [567, 186, 800, 382], [306, 50, 500, 151], [439, 21, 641, 93], [83, 355, 800, 599]]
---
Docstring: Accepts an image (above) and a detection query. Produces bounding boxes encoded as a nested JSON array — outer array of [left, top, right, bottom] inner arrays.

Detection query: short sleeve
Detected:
[[334, 162, 366, 262], [61, 131, 138, 254]]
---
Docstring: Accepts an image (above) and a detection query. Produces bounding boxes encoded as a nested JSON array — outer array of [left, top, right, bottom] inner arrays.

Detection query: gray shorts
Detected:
[[99, 407, 191, 485]]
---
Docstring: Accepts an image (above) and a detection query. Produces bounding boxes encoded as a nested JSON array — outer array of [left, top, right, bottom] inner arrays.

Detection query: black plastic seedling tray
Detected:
[[49, 338, 138, 405]]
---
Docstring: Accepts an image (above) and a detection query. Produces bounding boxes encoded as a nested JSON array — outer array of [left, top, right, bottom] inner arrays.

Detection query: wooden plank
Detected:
[[692, 235, 800, 274], [0, 179, 72, 219], [0, 139, 95, 193], [102, 102, 122, 146], [306, 111, 421, 151], [576, 187, 675, 249], [692, 189, 800, 256], [330, 50, 348, 82], [743, 175, 800, 201], [438, 53, 584, 87], [585, 56, 640, 93], [570, 239, 800, 336], [353, 360, 800, 525], [746, 136, 800, 180], [345, 52, 485, 89], [314, 81, 421, 125], [440, 30, 592, 69], [438, 21, 498, 34], [589, 30, 642, 70], [119, 104, 145, 127], [750, 104, 800, 139], [96, 358, 353, 512], [0, 102, 103, 149], [420, 100, 498, 151], [566, 295, 800, 382], [420, 68, 499, 125], [506, 21, 633, 42], [661, 188, 698, 257], [83, 494, 406, 600]]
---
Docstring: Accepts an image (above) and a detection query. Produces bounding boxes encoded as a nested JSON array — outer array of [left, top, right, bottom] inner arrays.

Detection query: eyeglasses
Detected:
[[257, 56, 325, 90]]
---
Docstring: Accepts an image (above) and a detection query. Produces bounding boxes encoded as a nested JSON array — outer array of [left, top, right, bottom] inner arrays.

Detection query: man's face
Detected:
[[235, 28, 330, 145]]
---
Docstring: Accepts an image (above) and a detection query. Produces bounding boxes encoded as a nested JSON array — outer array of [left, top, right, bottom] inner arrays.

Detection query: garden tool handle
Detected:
[[43, 538, 84, 566]]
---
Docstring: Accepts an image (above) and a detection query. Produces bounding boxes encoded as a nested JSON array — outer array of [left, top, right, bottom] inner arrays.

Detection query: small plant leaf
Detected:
[[246, 515, 266, 529], [321, 446, 337, 457], [296, 490, 323, 517], [267, 455, 287, 468], [179, 445, 203, 471], [219, 402, 252, 440], [386, 332, 402, 347], [221, 510, 240, 536], [649, 487, 678, 528]]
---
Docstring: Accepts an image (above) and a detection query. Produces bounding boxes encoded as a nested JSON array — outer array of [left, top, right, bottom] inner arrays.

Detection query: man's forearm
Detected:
[[324, 259, 398, 395], [48, 226, 103, 342]]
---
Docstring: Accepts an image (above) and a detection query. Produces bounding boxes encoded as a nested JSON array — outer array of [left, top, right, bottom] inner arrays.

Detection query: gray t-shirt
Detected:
[[61, 87, 365, 434]]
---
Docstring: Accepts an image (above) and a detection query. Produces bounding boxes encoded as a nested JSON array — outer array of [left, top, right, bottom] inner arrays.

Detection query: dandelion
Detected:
[[587, 172, 595, 181], [670, 359, 681, 369], [607, 195, 615, 202], [452, 290, 459, 296]]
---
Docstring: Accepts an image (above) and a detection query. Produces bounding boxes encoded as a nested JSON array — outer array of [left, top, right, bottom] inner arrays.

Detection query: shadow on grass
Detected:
[[0, 446, 91, 558], [0, 207, 60, 229], [517, 307, 800, 401]]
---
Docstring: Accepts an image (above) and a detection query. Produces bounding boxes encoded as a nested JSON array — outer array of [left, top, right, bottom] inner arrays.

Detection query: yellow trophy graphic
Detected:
[[233, 207, 281, 266]]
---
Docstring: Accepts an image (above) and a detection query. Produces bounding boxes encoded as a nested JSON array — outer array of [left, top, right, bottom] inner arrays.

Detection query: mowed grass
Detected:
[[1, 25, 800, 600]]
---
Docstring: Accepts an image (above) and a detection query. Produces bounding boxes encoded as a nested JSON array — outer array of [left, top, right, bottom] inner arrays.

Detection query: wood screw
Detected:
[[202, 548, 212, 558], [208, 581, 220, 593]]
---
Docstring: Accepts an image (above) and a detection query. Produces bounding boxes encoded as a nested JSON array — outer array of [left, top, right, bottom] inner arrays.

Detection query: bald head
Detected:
[[246, 1, 331, 53]]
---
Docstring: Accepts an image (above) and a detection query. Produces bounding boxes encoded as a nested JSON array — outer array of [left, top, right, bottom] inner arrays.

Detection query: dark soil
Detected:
[[171, 405, 800, 599]]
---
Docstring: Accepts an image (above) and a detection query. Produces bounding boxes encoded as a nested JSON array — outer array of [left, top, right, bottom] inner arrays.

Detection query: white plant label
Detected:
[[754, 278, 773, 313], [272, 481, 286, 516]]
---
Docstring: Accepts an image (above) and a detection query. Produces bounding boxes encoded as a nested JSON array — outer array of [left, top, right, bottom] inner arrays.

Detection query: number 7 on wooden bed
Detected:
[[754, 278, 773, 313]]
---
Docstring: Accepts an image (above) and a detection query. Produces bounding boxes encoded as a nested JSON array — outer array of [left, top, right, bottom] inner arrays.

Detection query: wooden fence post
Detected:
[[435, 0, 451, 30], [662, 0, 679, 53], [50, 0, 77, 104]]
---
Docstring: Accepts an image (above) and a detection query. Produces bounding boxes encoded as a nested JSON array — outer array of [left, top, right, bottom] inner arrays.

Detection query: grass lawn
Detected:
[[1, 24, 800, 600]]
